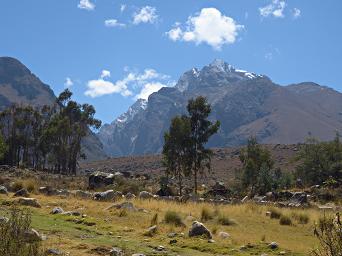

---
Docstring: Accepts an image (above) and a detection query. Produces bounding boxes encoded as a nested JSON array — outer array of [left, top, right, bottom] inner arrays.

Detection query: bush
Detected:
[[200, 207, 214, 222], [150, 213, 158, 226], [11, 180, 24, 192], [0, 207, 43, 256], [279, 215, 292, 225], [293, 213, 309, 224], [25, 180, 37, 193], [164, 211, 184, 227], [217, 214, 236, 226], [269, 208, 282, 219], [312, 215, 342, 256]]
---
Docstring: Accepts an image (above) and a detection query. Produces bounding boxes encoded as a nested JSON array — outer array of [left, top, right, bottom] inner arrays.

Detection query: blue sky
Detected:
[[1, 0, 341, 124]]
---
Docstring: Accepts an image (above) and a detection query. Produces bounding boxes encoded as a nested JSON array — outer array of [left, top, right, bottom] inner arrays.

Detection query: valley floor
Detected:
[[0, 192, 327, 256]]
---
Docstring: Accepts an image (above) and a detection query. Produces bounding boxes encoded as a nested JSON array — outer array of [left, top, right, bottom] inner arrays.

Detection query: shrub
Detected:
[[164, 211, 184, 227], [200, 207, 214, 222], [25, 179, 37, 193], [312, 215, 342, 256], [0, 207, 43, 256], [11, 180, 24, 192], [217, 214, 236, 226], [269, 208, 282, 219], [279, 215, 292, 225], [293, 213, 309, 224], [118, 209, 127, 217]]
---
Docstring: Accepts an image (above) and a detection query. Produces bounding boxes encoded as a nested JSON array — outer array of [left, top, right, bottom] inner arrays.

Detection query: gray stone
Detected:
[[132, 254, 145, 256], [14, 188, 29, 197], [24, 228, 42, 242], [139, 191, 153, 199], [107, 201, 136, 211], [94, 190, 115, 201], [74, 190, 92, 199], [188, 221, 212, 239], [125, 192, 136, 200], [218, 231, 230, 239], [0, 185, 8, 194], [51, 207, 64, 214], [110, 247, 124, 256], [18, 198, 41, 208], [46, 249, 63, 255], [89, 171, 115, 189], [268, 241, 278, 249], [0, 216, 9, 224]]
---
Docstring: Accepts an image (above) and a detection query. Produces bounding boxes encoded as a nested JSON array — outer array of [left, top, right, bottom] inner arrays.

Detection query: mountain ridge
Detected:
[[98, 59, 342, 157]]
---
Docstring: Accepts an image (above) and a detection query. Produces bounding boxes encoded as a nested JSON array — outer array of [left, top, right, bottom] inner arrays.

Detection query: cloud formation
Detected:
[[85, 69, 171, 100], [259, 0, 286, 18], [104, 19, 126, 28], [64, 77, 74, 88], [78, 0, 95, 11], [133, 6, 158, 25], [166, 8, 243, 50], [292, 8, 301, 19]]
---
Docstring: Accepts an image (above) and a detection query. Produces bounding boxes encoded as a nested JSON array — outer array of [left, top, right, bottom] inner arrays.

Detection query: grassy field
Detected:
[[0, 192, 329, 256]]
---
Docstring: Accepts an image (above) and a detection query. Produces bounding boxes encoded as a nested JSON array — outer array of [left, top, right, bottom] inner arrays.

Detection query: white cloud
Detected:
[[259, 0, 286, 18], [64, 77, 74, 88], [292, 8, 301, 19], [166, 8, 244, 50], [120, 4, 126, 12], [78, 0, 95, 11], [105, 19, 126, 28], [84, 68, 172, 99], [133, 6, 158, 25], [100, 70, 111, 79], [135, 82, 166, 100]]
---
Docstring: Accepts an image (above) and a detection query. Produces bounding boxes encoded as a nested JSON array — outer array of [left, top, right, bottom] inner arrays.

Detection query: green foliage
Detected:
[[0, 89, 101, 175], [296, 134, 342, 186], [162, 96, 220, 195], [164, 211, 184, 227], [279, 215, 292, 225], [0, 134, 6, 161], [238, 137, 289, 195], [0, 207, 43, 256]]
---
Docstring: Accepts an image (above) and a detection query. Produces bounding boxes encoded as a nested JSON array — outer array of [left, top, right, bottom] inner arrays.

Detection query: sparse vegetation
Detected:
[[200, 207, 214, 222], [269, 208, 282, 219], [217, 214, 235, 226], [279, 215, 292, 226], [164, 210, 184, 227]]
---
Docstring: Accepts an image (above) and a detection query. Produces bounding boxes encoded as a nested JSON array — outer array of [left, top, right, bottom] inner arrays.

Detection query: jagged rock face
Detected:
[[0, 57, 107, 162], [99, 59, 342, 157]]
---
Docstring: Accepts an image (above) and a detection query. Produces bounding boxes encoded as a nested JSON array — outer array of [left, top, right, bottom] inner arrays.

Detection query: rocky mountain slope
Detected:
[[99, 59, 342, 157], [0, 57, 107, 162]]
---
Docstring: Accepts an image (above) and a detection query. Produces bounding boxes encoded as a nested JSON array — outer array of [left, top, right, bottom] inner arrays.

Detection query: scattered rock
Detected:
[[188, 221, 212, 239], [145, 225, 157, 236], [139, 191, 153, 199], [94, 190, 115, 201], [0, 216, 9, 224], [63, 211, 81, 216], [156, 245, 165, 251], [46, 249, 63, 255], [169, 239, 177, 244], [0, 185, 8, 195], [218, 231, 230, 239], [88, 171, 115, 189], [167, 232, 177, 238], [74, 190, 93, 199], [110, 247, 124, 256], [51, 207, 64, 214], [125, 192, 136, 200], [107, 201, 136, 211], [132, 254, 145, 256], [18, 198, 41, 208], [208, 239, 215, 243], [14, 188, 29, 197], [24, 228, 42, 242], [268, 241, 278, 249]]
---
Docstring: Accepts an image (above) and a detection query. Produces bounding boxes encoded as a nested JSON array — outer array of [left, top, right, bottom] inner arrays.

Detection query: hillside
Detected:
[[0, 56, 107, 162], [98, 59, 342, 157]]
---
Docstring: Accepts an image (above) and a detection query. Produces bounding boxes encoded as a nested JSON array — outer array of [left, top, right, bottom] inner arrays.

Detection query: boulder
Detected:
[[14, 188, 29, 197], [107, 202, 136, 211], [89, 171, 115, 189], [18, 198, 41, 208], [110, 247, 124, 256], [205, 181, 229, 197], [39, 186, 56, 196], [0, 185, 8, 195], [145, 225, 157, 236], [51, 207, 64, 214], [24, 228, 42, 243], [188, 221, 212, 239], [139, 191, 153, 199], [94, 190, 115, 201], [290, 192, 307, 204], [156, 186, 174, 197], [46, 249, 63, 255]]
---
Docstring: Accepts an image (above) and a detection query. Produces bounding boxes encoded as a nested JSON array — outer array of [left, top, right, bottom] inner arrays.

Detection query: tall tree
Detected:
[[163, 115, 192, 196], [187, 96, 220, 194]]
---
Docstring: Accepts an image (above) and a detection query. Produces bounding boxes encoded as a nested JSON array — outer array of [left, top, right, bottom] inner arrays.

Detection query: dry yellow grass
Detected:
[[0, 192, 331, 256]]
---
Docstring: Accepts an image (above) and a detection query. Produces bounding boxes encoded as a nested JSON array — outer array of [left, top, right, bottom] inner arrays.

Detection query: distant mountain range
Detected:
[[98, 59, 342, 157], [0, 57, 107, 162]]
